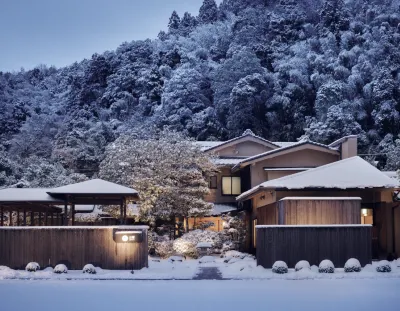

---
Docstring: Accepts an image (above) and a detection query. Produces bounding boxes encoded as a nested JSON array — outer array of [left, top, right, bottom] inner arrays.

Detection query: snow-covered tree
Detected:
[[99, 129, 218, 225], [198, 0, 218, 24]]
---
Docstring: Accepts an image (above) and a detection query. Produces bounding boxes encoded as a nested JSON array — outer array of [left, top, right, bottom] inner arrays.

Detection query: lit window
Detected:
[[222, 177, 241, 195], [209, 176, 217, 189], [361, 208, 373, 225]]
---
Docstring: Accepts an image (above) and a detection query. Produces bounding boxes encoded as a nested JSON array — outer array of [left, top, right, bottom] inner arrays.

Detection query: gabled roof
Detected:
[[47, 179, 138, 196], [0, 188, 63, 203], [197, 129, 280, 152], [237, 156, 399, 201], [232, 139, 339, 171]]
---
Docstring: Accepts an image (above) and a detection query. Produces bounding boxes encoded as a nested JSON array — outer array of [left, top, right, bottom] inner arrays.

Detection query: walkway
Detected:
[[192, 267, 223, 280]]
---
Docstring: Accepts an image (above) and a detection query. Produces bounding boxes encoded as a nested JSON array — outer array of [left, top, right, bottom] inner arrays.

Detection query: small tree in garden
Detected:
[[99, 128, 218, 227]]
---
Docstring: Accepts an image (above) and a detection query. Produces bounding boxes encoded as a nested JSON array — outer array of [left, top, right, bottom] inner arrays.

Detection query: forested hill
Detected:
[[1, 0, 400, 187]]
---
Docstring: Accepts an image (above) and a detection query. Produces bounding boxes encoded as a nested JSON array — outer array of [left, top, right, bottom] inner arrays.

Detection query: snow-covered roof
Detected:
[[196, 129, 280, 152], [329, 135, 358, 147], [193, 141, 224, 151], [213, 157, 245, 166], [47, 179, 138, 195], [232, 140, 339, 170], [382, 171, 399, 180], [209, 204, 237, 216], [264, 167, 313, 171], [0, 188, 64, 203], [237, 156, 399, 201], [273, 142, 299, 148], [279, 197, 362, 201]]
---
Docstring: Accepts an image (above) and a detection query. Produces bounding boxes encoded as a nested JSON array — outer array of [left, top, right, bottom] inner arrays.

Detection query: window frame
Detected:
[[221, 175, 241, 196], [209, 176, 218, 189]]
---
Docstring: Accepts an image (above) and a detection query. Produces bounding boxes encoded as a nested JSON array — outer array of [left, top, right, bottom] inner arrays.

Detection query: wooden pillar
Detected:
[[0, 207, 3, 226], [71, 204, 75, 226], [38, 212, 42, 226], [23, 210, 27, 226], [9, 211, 12, 226], [17, 210, 20, 226], [123, 199, 127, 225], [51, 213, 54, 226], [44, 211, 48, 226], [64, 203, 68, 226], [120, 199, 124, 225], [31, 211, 34, 226]]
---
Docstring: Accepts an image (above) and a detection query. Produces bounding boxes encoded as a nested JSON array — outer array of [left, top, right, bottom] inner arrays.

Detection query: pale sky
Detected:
[[0, 0, 223, 72]]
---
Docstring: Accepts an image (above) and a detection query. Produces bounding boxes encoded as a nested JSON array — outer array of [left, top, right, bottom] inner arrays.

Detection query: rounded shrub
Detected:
[[25, 262, 40, 272], [344, 258, 361, 273], [83, 264, 97, 274], [272, 261, 288, 274], [54, 264, 68, 274], [318, 260, 335, 273], [376, 260, 391, 273], [295, 260, 311, 272]]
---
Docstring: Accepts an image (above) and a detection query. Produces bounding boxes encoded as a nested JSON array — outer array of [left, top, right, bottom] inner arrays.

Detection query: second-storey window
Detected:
[[222, 176, 241, 195]]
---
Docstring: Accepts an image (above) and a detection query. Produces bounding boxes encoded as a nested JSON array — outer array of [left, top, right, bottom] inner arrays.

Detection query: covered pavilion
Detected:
[[0, 179, 139, 226]]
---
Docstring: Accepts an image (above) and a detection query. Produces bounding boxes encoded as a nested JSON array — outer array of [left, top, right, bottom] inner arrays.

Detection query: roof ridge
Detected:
[[258, 156, 360, 184], [232, 140, 337, 170]]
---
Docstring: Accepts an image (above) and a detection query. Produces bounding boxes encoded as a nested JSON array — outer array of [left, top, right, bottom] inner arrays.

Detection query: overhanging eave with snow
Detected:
[[237, 156, 399, 201]]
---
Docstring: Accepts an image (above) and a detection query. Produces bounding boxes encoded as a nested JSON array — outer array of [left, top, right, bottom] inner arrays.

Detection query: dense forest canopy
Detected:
[[1, 0, 400, 187]]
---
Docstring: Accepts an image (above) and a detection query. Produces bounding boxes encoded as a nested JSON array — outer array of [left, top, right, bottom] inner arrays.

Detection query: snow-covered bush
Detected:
[[220, 214, 247, 251], [83, 264, 97, 274], [272, 261, 288, 274], [295, 260, 311, 272], [318, 260, 335, 273], [154, 240, 174, 259], [344, 258, 361, 273], [25, 262, 40, 272], [222, 250, 254, 260], [53, 264, 68, 274], [376, 260, 391, 273], [173, 229, 224, 258]]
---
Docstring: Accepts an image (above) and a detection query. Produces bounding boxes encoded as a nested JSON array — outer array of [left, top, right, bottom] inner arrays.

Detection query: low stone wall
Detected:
[[0, 226, 148, 270], [256, 225, 372, 268]]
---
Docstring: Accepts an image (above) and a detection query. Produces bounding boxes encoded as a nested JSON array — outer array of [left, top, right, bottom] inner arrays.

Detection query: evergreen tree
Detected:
[[199, 0, 218, 24]]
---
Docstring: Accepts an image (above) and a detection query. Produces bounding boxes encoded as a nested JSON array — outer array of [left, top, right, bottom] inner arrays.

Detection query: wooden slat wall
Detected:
[[257, 202, 278, 225], [256, 226, 372, 268], [277, 199, 361, 225], [0, 227, 148, 270]]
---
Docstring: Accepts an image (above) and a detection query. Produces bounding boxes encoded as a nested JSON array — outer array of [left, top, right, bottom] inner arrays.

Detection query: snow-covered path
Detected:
[[1, 279, 399, 311]]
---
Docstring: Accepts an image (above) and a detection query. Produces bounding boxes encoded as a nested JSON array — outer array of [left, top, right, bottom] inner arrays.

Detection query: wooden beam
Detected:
[[71, 204, 75, 226], [64, 203, 68, 226], [123, 198, 127, 224], [23, 210, 26, 226], [120, 199, 123, 225]]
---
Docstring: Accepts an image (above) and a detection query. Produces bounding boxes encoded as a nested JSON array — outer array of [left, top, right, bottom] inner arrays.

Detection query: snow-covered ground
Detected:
[[0, 279, 399, 311], [1, 256, 399, 281]]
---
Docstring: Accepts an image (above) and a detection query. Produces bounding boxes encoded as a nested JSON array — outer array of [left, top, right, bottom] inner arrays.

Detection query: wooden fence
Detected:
[[257, 198, 361, 226], [256, 225, 372, 268], [0, 226, 148, 270]]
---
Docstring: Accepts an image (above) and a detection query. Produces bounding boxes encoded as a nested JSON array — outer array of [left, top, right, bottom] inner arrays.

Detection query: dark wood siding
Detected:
[[0, 227, 148, 270], [256, 226, 372, 268], [257, 202, 278, 225], [278, 199, 361, 225]]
